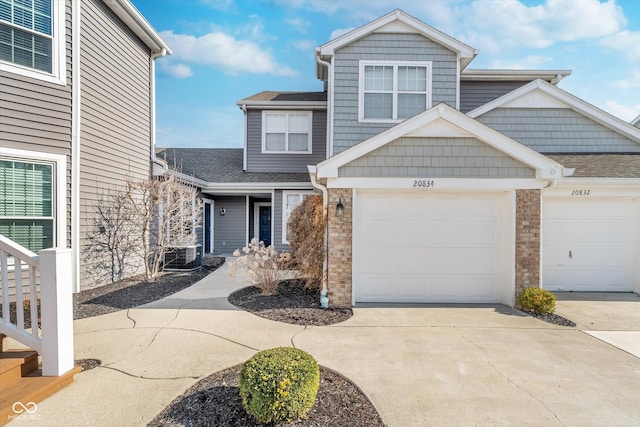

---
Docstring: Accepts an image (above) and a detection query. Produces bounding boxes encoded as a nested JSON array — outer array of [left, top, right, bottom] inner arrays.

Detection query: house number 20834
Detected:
[[413, 180, 435, 188], [571, 190, 591, 196]]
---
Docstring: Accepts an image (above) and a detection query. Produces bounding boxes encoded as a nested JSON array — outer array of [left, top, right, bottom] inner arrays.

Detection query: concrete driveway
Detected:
[[7, 268, 640, 427]]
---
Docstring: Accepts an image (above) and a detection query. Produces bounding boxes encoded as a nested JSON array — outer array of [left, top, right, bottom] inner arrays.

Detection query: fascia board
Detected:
[[461, 69, 572, 82], [105, 0, 172, 54], [236, 101, 327, 109]]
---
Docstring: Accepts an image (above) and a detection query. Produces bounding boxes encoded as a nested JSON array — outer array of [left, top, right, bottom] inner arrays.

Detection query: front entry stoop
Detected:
[[0, 334, 81, 425]]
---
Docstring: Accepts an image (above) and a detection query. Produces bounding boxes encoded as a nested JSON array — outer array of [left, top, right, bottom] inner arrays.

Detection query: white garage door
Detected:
[[543, 198, 636, 292], [354, 191, 506, 303]]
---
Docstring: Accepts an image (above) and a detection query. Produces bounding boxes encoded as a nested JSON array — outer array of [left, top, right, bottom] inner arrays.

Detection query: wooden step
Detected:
[[0, 365, 81, 425], [0, 350, 38, 386]]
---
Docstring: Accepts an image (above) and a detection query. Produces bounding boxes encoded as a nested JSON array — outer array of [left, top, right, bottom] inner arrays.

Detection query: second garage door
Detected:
[[353, 190, 506, 303], [543, 197, 636, 292]]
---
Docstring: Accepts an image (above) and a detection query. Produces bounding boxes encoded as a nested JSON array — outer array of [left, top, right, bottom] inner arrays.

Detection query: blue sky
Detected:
[[133, 0, 640, 149]]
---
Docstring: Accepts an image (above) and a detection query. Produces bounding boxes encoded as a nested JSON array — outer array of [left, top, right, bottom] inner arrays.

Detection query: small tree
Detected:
[[126, 169, 203, 281], [83, 187, 140, 285], [287, 194, 325, 289]]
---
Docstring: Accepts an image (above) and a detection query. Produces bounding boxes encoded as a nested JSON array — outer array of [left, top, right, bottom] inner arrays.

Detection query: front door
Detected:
[[259, 205, 271, 247], [204, 202, 212, 253]]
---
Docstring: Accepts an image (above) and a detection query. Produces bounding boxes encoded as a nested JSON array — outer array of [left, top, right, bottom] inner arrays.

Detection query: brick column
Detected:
[[327, 188, 353, 308], [515, 189, 541, 300]]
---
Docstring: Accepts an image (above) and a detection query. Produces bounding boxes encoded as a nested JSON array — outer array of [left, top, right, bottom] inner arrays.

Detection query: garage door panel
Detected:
[[543, 197, 635, 292], [354, 191, 505, 303]]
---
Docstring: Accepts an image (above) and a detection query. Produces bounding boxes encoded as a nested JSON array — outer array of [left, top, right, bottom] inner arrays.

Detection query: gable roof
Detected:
[[158, 148, 310, 185], [468, 79, 640, 145], [315, 103, 566, 179], [104, 0, 172, 54], [236, 91, 327, 108], [316, 9, 477, 79], [547, 154, 640, 178]]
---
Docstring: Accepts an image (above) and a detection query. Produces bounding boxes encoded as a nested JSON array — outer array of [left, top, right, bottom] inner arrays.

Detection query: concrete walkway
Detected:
[[7, 267, 640, 426]]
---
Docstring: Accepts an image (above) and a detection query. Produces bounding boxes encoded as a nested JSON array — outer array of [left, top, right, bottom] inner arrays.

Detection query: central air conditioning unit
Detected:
[[163, 245, 203, 271]]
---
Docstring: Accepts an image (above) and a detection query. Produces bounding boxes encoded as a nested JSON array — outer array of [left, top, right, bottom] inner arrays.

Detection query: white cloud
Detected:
[[292, 39, 316, 51], [200, 0, 234, 11], [613, 69, 640, 90], [488, 55, 552, 69], [160, 30, 297, 77], [287, 17, 310, 34], [601, 30, 640, 63], [159, 62, 193, 79], [603, 100, 640, 122], [329, 27, 355, 41]]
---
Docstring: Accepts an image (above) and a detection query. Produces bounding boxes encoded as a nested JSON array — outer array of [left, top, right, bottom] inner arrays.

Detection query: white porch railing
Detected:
[[0, 235, 74, 376]]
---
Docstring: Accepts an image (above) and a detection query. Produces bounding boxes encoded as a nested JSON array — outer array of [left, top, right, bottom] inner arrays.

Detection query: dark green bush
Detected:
[[239, 347, 320, 424], [518, 287, 556, 314]]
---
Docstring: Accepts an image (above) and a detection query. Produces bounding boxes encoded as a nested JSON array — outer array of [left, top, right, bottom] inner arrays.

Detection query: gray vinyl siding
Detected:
[[460, 81, 529, 113], [0, 0, 73, 249], [78, 0, 153, 288], [246, 109, 327, 172], [339, 137, 534, 178], [273, 190, 287, 253], [213, 196, 247, 254], [476, 108, 640, 153], [332, 33, 458, 154]]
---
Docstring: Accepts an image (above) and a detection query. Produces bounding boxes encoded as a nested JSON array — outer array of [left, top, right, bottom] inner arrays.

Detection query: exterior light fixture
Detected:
[[336, 199, 345, 217], [99, 226, 106, 234], [219, 208, 226, 216]]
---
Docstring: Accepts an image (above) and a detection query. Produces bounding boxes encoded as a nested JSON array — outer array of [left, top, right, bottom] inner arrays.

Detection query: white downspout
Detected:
[[241, 104, 248, 171], [316, 54, 333, 158], [150, 48, 167, 174], [71, 0, 81, 293], [308, 166, 329, 308]]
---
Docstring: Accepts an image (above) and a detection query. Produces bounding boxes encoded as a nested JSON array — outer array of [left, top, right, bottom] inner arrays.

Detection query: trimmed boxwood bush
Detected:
[[518, 287, 556, 314], [239, 347, 320, 424]]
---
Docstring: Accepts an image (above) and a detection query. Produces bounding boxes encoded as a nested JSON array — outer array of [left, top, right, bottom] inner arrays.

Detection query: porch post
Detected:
[[39, 248, 75, 376]]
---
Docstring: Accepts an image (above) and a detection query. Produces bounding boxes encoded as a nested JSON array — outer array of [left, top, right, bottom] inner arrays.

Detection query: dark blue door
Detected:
[[259, 206, 271, 247]]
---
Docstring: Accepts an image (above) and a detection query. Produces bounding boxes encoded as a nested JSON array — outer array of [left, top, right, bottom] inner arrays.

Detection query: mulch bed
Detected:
[[74, 257, 225, 319], [148, 364, 385, 427], [228, 279, 353, 326]]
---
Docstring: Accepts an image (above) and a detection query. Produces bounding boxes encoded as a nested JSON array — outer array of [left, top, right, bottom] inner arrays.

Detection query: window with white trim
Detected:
[[262, 111, 312, 153], [0, 158, 55, 252], [0, 0, 65, 83], [282, 191, 313, 244], [359, 60, 432, 122]]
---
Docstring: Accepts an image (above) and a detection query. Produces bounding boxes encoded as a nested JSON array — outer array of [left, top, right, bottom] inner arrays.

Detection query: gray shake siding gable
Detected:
[[477, 108, 640, 153], [339, 137, 534, 178], [246, 109, 327, 173], [332, 33, 458, 154], [0, 0, 73, 247]]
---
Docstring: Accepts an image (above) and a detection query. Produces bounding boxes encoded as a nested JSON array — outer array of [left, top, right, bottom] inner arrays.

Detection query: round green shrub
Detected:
[[239, 347, 320, 424], [518, 287, 556, 314]]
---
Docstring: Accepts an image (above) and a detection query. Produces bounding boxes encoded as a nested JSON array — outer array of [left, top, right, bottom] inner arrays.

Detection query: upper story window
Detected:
[[0, 0, 65, 84], [262, 111, 313, 154], [359, 60, 432, 122]]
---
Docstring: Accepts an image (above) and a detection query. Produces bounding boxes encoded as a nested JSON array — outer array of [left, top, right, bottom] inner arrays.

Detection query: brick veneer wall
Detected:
[[515, 189, 541, 299], [327, 188, 353, 307]]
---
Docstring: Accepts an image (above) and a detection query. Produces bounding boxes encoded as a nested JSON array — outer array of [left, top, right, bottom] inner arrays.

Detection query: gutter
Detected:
[[70, 0, 81, 293], [150, 48, 168, 175], [240, 104, 247, 171], [308, 165, 329, 308]]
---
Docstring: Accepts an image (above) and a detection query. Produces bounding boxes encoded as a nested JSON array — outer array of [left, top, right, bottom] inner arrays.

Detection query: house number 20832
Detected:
[[571, 190, 591, 196], [413, 180, 435, 188]]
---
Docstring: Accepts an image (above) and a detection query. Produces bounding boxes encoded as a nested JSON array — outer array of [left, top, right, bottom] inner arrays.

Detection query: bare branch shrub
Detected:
[[229, 238, 292, 295], [287, 194, 325, 289], [83, 187, 141, 285]]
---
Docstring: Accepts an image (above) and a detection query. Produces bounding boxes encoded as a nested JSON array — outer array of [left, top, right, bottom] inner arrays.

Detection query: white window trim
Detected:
[[358, 60, 432, 123], [261, 111, 313, 154], [0, 147, 67, 250], [0, 0, 66, 85], [281, 190, 314, 245], [202, 198, 214, 254]]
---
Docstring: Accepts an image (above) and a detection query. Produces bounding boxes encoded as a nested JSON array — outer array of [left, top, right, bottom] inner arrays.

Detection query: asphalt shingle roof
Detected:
[[238, 91, 327, 103], [547, 154, 640, 178], [157, 148, 311, 184]]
